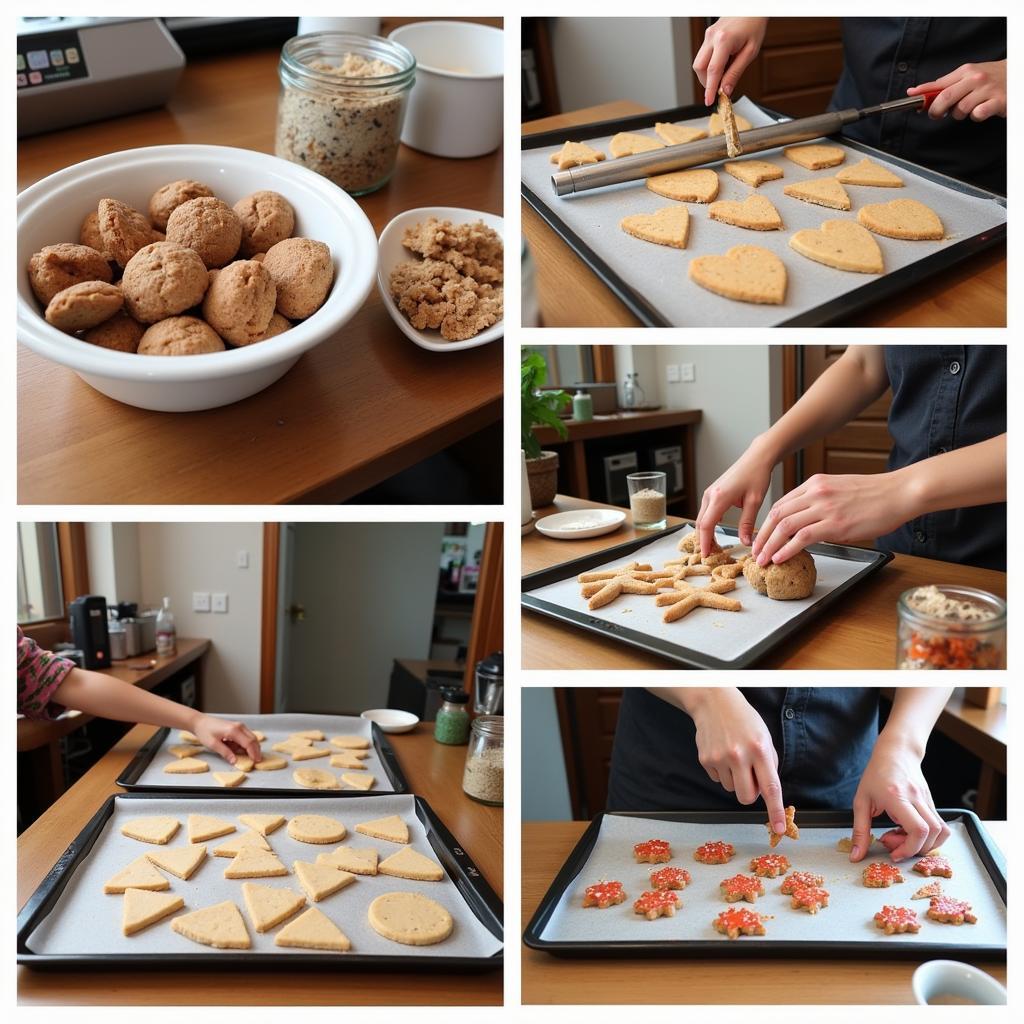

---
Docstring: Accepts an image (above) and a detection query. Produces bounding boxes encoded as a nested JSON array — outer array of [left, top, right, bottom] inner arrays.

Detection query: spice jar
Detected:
[[433, 688, 470, 745], [462, 715, 503, 805], [276, 32, 415, 196], [897, 585, 1006, 670]]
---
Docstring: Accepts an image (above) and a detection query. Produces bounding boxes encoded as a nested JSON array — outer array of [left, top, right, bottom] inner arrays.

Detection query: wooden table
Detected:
[[522, 497, 1007, 670], [521, 820, 1006, 1004], [17, 723, 502, 1005], [522, 100, 1006, 328], [19, 28, 502, 504]]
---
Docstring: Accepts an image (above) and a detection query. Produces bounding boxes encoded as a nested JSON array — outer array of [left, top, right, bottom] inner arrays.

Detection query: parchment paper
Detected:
[[521, 96, 1007, 326], [540, 814, 1005, 948], [132, 713, 396, 793], [27, 794, 502, 959], [526, 528, 868, 664]]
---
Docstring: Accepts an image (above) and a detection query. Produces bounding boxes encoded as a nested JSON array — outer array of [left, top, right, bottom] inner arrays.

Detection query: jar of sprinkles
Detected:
[[276, 32, 415, 196], [462, 715, 503, 805], [434, 688, 470, 745]]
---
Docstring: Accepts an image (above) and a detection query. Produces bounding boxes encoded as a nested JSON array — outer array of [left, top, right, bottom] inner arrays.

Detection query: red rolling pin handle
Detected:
[[916, 89, 942, 112]]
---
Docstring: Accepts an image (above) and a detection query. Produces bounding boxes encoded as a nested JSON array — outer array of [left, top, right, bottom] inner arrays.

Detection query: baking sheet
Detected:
[[538, 813, 1005, 950], [525, 526, 868, 665], [521, 96, 1007, 326], [124, 713, 400, 794], [25, 794, 502, 960]]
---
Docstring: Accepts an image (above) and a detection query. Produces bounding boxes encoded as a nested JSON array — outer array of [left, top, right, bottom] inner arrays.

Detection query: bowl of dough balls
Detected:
[[17, 144, 377, 411]]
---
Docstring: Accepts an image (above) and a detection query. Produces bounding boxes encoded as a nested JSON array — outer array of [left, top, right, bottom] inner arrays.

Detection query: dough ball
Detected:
[[166, 196, 242, 268], [743, 549, 817, 600], [202, 259, 277, 346], [27, 243, 112, 306], [98, 198, 158, 268], [233, 190, 295, 256], [82, 310, 145, 353], [138, 316, 225, 356], [45, 281, 123, 333], [121, 241, 210, 323], [262, 237, 333, 320], [148, 179, 215, 232]]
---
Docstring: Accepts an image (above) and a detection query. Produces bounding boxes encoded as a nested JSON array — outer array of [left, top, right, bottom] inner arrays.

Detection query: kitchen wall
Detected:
[[85, 522, 141, 605], [523, 687, 572, 821]]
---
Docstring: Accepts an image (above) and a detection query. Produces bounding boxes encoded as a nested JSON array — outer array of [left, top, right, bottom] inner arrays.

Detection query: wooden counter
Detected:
[[19, 26, 502, 504], [522, 101, 1006, 328], [17, 723, 502, 1005], [522, 497, 1007, 670], [521, 820, 1006, 1005]]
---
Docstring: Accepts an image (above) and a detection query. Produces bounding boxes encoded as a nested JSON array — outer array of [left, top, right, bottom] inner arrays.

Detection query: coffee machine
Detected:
[[69, 595, 110, 669]]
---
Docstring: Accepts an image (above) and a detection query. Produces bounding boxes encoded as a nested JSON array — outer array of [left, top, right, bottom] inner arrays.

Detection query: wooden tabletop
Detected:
[[532, 408, 702, 444], [19, 33, 502, 504], [521, 820, 1006, 1005], [522, 100, 1006, 328], [522, 497, 1006, 670], [17, 723, 502, 1004]]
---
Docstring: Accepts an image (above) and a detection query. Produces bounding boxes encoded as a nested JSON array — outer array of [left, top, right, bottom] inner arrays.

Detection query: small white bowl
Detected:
[[388, 21, 503, 158], [536, 509, 626, 540], [361, 708, 419, 734], [912, 960, 1006, 1005], [17, 144, 378, 411], [377, 205, 503, 352]]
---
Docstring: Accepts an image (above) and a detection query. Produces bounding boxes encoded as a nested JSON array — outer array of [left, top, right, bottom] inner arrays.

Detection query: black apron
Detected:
[[830, 17, 1006, 194], [607, 688, 879, 813], [877, 346, 1006, 571]]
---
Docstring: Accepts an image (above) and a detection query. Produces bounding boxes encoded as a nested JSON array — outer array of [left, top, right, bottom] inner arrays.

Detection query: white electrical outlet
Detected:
[[192, 592, 211, 613], [666, 364, 680, 383], [236, 550, 249, 569], [212, 592, 228, 614], [680, 362, 695, 382]]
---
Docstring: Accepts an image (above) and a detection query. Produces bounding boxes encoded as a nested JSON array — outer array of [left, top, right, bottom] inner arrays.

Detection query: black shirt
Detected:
[[830, 17, 1006, 194]]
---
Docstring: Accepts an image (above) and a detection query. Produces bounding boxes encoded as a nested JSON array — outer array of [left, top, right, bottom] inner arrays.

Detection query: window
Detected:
[[17, 522, 64, 623]]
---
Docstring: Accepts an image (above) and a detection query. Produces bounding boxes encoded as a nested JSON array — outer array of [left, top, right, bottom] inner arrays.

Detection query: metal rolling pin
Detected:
[[550, 93, 939, 196]]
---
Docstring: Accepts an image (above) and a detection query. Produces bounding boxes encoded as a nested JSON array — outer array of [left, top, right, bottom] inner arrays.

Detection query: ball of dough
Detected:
[[743, 549, 817, 600], [83, 310, 145, 353], [121, 241, 210, 323], [233, 190, 295, 256], [165, 196, 242, 268], [27, 243, 112, 305], [138, 316, 225, 356], [202, 259, 277, 346], [97, 198, 158, 268], [261, 237, 333, 319], [45, 281, 123, 333], [148, 179, 215, 232]]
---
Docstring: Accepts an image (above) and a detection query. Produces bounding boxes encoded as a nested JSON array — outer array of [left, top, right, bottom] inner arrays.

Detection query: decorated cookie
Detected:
[[768, 805, 800, 848], [650, 866, 691, 891], [911, 881, 944, 900], [780, 871, 825, 895], [874, 905, 921, 935], [913, 855, 953, 878], [583, 880, 626, 909], [694, 840, 734, 865], [927, 896, 977, 925], [789, 884, 829, 914], [713, 907, 765, 939], [749, 854, 790, 878], [634, 839, 672, 864], [633, 889, 680, 920], [720, 873, 765, 903], [863, 862, 904, 888]]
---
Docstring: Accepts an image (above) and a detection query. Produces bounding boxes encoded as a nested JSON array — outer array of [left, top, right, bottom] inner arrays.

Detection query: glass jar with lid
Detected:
[[433, 688, 470, 745], [896, 585, 1006, 669], [462, 715, 503, 805], [276, 32, 416, 195]]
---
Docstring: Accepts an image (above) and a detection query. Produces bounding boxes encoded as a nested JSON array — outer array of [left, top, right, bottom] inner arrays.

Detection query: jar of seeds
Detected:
[[462, 715, 503, 805]]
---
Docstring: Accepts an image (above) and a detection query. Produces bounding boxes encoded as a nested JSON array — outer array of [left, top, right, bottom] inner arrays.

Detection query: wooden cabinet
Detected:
[[555, 688, 622, 819]]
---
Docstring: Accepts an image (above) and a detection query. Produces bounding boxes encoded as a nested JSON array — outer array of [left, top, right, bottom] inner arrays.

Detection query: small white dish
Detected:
[[535, 509, 626, 540], [360, 708, 419, 734], [912, 960, 1006, 1005], [377, 206, 503, 352]]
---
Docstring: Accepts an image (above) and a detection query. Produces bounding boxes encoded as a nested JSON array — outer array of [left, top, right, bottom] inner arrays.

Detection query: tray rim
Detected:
[[17, 790, 503, 971], [522, 807, 1005, 960], [521, 521, 894, 669], [521, 99, 1007, 328]]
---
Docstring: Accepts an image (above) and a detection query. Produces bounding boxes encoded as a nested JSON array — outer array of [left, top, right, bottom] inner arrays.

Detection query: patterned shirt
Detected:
[[17, 627, 73, 720]]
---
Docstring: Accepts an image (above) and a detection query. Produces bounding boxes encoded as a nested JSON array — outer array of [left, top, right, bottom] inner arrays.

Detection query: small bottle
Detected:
[[572, 389, 593, 422], [434, 688, 470, 745], [155, 596, 177, 657], [623, 373, 636, 409]]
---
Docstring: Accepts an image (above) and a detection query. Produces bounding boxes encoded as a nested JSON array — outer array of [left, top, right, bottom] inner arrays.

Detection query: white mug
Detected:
[[911, 960, 1006, 1005], [297, 18, 381, 37]]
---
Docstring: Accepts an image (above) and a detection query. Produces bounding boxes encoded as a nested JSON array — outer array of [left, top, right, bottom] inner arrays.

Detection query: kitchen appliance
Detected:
[[122, 613, 158, 657], [603, 451, 639, 507], [473, 652, 503, 715], [107, 621, 127, 661], [68, 595, 110, 670], [651, 444, 684, 495]]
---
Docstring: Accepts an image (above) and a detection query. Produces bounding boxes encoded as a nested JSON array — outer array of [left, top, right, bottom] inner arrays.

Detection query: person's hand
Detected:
[[692, 18, 769, 106], [849, 733, 950, 863], [190, 713, 262, 765], [689, 689, 788, 836], [751, 470, 914, 566], [695, 437, 775, 556], [908, 60, 1006, 121]]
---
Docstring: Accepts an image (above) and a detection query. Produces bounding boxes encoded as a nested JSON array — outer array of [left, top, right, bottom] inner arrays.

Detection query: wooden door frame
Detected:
[[20, 522, 90, 648], [781, 346, 800, 493], [259, 523, 279, 714]]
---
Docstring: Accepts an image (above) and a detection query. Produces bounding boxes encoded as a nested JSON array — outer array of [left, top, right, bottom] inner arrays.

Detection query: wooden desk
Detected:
[[18, 723, 502, 1005], [522, 101, 1006, 328], [19, 30, 502, 504], [521, 820, 1006, 1004], [522, 497, 1007, 670]]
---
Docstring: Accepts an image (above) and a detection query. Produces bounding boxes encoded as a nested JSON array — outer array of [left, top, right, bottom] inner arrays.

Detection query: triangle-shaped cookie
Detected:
[[783, 178, 851, 211], [121, 816, 180, 845], [275, 906, 351, 951], [123, 888, 184, 935], [229, 756, 254, 772], [164, 757, 208, 774], [620, 206, 690, 249], [294, 861, 357, 902], [238, 813, 286, 836], [609, 131, 664, 158], [213, 829, 271, 857], [550, 140, 605, 171], [789, 219, 884, 274], [178, 730, 200, 744], [355, 814, 409, 844], [213, 771, 246, 788], [836, 157, 904, 187], [646, 168, 719, 203], [104, 855, 171, 894], [654, 122, 706, 145], [291, 746, 329, 761], [188, 814, 236, 843], [342, 772, 375, 791], [724, 160, 784, 187], [709, 194, 783, 231], [272, 738, 312, 754], [329, 752, 367, 770], [169, 744, 204, 759], [170, 900, 251, 949], [241, 882, 307, 932], [316, 846, 379, 875], [783, 144, 845, 169], [145, 843, 208, 880], [290, 729, 325, 741], [224, 847, 289, 879], [378, 846, 445, 882]]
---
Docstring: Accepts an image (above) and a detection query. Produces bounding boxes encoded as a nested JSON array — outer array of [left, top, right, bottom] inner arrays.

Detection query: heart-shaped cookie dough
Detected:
[[610, 132, 664, 158], [858, 199, 944, 240], [836, 157, 904, 187], [646, 169, 720, 203], [688, 245, 787, 305], [709, 195, 782, 231], [620, 206, 691, 249], [789, 220, 884, 274], [723, 160, 784, 187], [783, 177, 851, 211], [783, 144, 845, 169]]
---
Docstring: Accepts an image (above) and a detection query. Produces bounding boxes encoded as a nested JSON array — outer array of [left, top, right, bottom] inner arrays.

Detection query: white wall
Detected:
[[523, 688, 572, 821], [86, 522, 141, 605]]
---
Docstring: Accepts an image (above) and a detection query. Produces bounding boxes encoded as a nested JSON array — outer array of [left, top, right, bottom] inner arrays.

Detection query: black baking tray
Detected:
[[521, 100, 1007, 327], [116, 721, 408, 796], [523, 808, 1005, 959], [18, 792, 502, 970], [521, 521, 893, 669]]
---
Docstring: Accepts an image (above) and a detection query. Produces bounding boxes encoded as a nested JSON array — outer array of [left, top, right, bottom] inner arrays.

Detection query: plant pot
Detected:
[[525, 450, 559, 509]]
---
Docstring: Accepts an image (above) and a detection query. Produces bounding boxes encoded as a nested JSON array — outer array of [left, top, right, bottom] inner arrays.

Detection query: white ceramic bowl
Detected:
[[360, 708, 419, 734], [17, 144, 378, 412], [536, 509, 627, 540], [912, 960, 1006, 1005], [377, 205, 503, 352], [388, 21, 503, 158]]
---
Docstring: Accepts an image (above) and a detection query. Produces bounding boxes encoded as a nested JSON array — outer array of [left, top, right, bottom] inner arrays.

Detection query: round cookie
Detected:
[[742, 549, 816, 600], [287, 815, 347, 844], [121, 242, 210, 323], [251, 313, 292, 343], [79, 210, 114, 262], [367, 892, 454, 946], [293, 768, 340, 790], [83, 310, 145, 352], [166, 196, 243, 268], [233, 190, 296, 256], [97, 198, 158, 268], [27, 243, 113, 305], [137, 316, 225, 357], [148, 179, 215, 232], [45, 281, 123, 332], [261, 238, 333, 320], [202, 259, 277, 345]]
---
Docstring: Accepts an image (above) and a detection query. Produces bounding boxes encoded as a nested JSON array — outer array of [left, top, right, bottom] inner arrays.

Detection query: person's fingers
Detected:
[[692, 37, 714, 88], [720, 39, 758, 97], [222, 723, 261, 763], [694, 489, 711, 535], [928, 76, 975, 119], [753, 491, 811, 564], [878, 828, 906, 853], [705, 765, 721, 784], [887, 800, 930, 861], [698, 489, 731, 558], [205, 734, 237, 764], [849, 791, 874, 862], [732, 762, 759, 806], [756, 507, 820, 565], [769, 524, 826, 564], [717, 764, 736, 793], [970, 97, 1002, 121], [704, 46, 733, 106], [907, 68, 962, 95], [737, 490, 763, 547], [916, 797, 946, 854], [753, 752, 786, 834]]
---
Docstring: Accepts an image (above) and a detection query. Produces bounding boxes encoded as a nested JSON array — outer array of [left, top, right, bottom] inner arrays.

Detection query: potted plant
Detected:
[[522, 350, 570, 509]]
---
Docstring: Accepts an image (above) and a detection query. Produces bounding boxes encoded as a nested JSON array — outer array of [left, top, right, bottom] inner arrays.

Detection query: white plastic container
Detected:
[[155, 597, 176, 657]]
